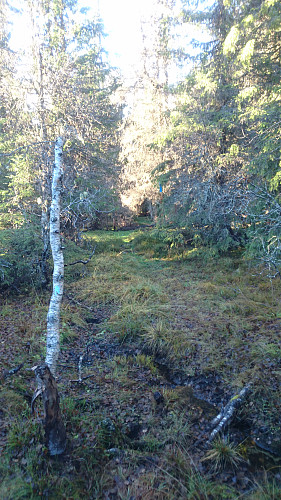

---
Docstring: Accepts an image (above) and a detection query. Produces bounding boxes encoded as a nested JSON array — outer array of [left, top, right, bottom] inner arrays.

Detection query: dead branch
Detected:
[[70, 373, 96, 383], [65, 245, 96, 267], [31, 386, 44, 414], [64, 292, 93, 311], [0, 140, 55, 157], [3, 363, 24, 379], [57, 363, 76, 368], [208, 385, 251, 443]]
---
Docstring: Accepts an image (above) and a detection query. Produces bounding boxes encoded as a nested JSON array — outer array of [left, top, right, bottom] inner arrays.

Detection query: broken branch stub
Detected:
[[35, 364, 66, 455]]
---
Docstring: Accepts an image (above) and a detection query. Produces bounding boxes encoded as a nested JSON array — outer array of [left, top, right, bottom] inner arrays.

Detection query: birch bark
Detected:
[[45, 137, 64, 376]]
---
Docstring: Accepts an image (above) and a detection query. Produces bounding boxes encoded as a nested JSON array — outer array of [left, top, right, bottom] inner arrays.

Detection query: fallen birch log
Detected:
[[208, 385, 251, 443]]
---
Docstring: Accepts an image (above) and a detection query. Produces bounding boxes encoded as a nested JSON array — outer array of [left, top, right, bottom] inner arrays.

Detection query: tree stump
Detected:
[[35, 364, 66, 455]]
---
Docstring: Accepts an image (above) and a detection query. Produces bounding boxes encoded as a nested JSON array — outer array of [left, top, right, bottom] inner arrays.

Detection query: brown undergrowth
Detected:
[[0, 229, 280, 499]]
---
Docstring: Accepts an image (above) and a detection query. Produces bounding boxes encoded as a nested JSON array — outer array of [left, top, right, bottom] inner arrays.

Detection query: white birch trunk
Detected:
[[45, 137, 64, 376]]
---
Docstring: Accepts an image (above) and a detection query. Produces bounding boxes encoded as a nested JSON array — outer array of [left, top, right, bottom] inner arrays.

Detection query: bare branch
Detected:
[[65, 246, 96, 267], [0, 140, 55, 157]]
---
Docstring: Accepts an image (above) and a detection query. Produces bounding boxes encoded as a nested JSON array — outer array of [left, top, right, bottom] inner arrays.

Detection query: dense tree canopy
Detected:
[[148, 0, 281, 273], [0, 0, 121, 288], [0, 0, 280, 287]]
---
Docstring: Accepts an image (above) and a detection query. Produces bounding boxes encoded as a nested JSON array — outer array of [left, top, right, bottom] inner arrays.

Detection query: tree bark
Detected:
[[208, 385, 251, 443], [40, 199, 50, 286], [45, 136, 64, 376], [34, 364, 66, 455]]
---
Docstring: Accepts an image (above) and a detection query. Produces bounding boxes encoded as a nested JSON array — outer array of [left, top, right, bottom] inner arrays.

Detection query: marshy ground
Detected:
[[0, 228, 281, 499]]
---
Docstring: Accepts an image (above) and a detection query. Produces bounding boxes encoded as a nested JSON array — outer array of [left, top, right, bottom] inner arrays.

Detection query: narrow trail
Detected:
[[1, 230, 281, 498]]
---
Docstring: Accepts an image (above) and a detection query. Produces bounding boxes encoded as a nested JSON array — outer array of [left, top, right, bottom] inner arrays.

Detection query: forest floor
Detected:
[[0, 227, 281, 499]]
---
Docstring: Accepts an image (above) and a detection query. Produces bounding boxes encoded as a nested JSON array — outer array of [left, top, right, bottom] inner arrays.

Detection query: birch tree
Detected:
[[45, 136, 64, 376], [33, 137, 66, 456], [0, 0, 121, 285]]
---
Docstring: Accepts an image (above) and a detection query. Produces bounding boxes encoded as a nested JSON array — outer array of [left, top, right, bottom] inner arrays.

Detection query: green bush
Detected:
[[0, 225, 43, 292], [245, 192, 281, 277], [193, 224, 247, 254]]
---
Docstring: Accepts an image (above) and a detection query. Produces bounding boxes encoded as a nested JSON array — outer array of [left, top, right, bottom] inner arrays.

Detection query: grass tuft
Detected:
[[202, 437, 245, 471]]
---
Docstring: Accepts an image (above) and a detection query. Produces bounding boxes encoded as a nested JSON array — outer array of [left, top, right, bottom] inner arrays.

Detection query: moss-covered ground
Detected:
[[0, 228, 280, 499]]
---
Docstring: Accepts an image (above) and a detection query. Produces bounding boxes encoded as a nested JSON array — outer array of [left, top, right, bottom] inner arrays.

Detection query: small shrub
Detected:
[[96, 418, 124, 451]]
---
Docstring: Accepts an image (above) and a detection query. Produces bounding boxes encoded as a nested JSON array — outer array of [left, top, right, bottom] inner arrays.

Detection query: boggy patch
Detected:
[[154, 357, 229, 405]]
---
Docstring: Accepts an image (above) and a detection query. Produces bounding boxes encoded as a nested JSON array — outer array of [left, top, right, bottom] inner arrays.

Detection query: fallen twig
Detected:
[[64, 293, 93, 311], [208, 384, 251, 443], [65, 246, 96, 267], [70, 373, 96, 383], [57, 363, 76, 368], [69, 352, 97, 383], [4, 363, 24, 379]]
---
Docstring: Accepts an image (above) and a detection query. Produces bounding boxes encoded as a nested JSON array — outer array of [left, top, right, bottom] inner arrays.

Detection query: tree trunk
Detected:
[[38, 46, 51, 287], [33, 137, 66, 456], [34, 364, 66, 455], [40, 198, 50, 286], [45, 136, 64, 376]]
